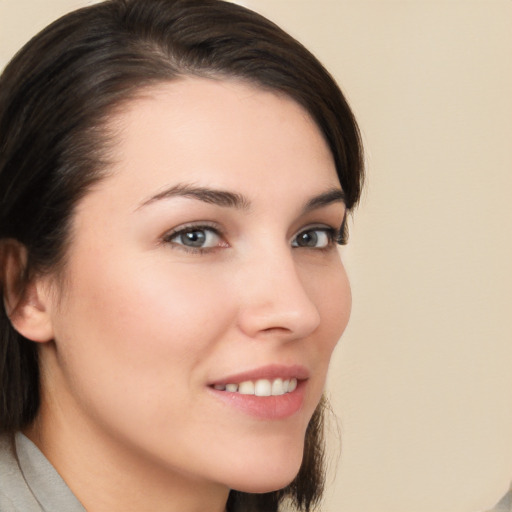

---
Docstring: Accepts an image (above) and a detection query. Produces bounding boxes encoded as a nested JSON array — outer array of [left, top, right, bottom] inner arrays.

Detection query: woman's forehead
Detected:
[[97, 77, 340, 201]]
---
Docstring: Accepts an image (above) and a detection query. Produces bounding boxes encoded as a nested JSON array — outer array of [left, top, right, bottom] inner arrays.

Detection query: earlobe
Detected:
[[1, 240, 54, 343]]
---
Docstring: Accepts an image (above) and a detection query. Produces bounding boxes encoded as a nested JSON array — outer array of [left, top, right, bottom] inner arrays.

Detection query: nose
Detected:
[[235, 248, 321, 341]]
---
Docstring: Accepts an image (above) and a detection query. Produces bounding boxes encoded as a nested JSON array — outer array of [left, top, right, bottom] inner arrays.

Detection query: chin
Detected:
[[235, 475, 298, 495], [226, 445, 304, 495]]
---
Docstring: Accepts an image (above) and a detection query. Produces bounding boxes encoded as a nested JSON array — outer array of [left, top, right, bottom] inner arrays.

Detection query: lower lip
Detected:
[[209, 380, 307, 420]]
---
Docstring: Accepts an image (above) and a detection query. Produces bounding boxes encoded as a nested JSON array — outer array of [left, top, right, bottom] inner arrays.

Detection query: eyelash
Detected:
[[291, 226, 345, 250], [162, 222, 348, 254], [161, 222, 224, 254]]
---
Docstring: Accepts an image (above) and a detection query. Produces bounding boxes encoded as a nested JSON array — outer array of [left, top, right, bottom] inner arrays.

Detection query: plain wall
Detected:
[[1, 1, 511, 511]]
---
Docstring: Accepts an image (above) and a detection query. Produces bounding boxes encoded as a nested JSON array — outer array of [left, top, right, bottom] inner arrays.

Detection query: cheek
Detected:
[[307, 259, 352, 351], [65, 249, 227, 340], [290, 256, 351, 409], [328, 266, 352, 340], [51, 254, 231, 412]]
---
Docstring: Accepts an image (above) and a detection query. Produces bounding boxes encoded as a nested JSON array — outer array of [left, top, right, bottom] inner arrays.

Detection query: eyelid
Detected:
[[292, 224, 345, 249], [161, 222, 227, 253], [160, 218, 348, 254], [294, 206, 349, 246], [162, 221, 220, 240]]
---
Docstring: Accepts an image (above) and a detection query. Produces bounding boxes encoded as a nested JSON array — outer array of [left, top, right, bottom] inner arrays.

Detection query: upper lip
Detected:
[[209, 364, 310, 386]]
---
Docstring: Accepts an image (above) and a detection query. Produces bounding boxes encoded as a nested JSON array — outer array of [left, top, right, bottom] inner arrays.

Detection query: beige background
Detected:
[[1, 1, 511, 511]]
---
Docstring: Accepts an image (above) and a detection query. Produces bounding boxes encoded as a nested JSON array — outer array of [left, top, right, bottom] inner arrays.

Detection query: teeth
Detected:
[[238, 381, 255, 394], [214, 377, 298, 396], [254, 379, 271, 396], [271, 378, 284, 396]]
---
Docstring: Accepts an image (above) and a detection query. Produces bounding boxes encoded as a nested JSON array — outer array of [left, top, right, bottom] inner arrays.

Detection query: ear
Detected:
[[1, 240, 54, 343]]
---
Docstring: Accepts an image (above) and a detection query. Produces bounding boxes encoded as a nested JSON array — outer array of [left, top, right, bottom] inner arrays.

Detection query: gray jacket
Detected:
[[0, 433, 85, 512]]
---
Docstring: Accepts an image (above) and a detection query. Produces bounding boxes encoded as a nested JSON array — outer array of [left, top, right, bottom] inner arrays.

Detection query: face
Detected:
[[40, 78, 351, 495]]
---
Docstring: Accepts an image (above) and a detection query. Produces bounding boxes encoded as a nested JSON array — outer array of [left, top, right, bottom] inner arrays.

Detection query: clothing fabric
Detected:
[[487, 484, 512, 512], [0, 432, 85, 512]]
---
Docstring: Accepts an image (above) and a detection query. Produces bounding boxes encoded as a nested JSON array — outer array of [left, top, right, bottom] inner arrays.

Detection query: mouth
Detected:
[[212, 377, 298, 396], [208, 365, 308, 419]]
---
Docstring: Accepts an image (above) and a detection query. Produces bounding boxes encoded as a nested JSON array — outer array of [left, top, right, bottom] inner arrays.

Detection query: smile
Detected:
[[213, 378, 298, 396]]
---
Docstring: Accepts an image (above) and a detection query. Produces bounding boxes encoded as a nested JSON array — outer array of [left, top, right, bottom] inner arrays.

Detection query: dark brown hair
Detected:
[[0, 1, 363, 510]]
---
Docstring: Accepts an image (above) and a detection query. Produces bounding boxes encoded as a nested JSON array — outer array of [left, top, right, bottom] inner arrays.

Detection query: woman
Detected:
[[0, 1, 363, 511]]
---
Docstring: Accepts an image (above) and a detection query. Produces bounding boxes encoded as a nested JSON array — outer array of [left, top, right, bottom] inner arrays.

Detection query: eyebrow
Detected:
[[138, 183, 250, 211], [138, 183, 346, 213], [302, 188, 346, 213]]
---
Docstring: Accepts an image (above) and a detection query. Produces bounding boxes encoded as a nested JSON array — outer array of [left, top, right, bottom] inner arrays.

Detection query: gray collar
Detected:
[[14, 432, 86, 512]]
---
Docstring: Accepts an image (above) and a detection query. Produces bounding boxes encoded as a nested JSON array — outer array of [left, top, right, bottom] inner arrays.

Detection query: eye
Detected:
[[164, 225, 226, 251], [291, 227, 337, 249]]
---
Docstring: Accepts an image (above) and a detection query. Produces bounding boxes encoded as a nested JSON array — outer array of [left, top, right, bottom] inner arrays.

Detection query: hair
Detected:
[[0, 1, 364, 510]]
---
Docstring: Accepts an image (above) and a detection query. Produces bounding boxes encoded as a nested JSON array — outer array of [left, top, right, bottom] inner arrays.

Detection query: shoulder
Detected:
[[0, 433, 43, 512]]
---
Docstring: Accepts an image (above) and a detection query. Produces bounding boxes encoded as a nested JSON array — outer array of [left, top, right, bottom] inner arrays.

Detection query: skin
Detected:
[[22, 78, 351, 512]]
